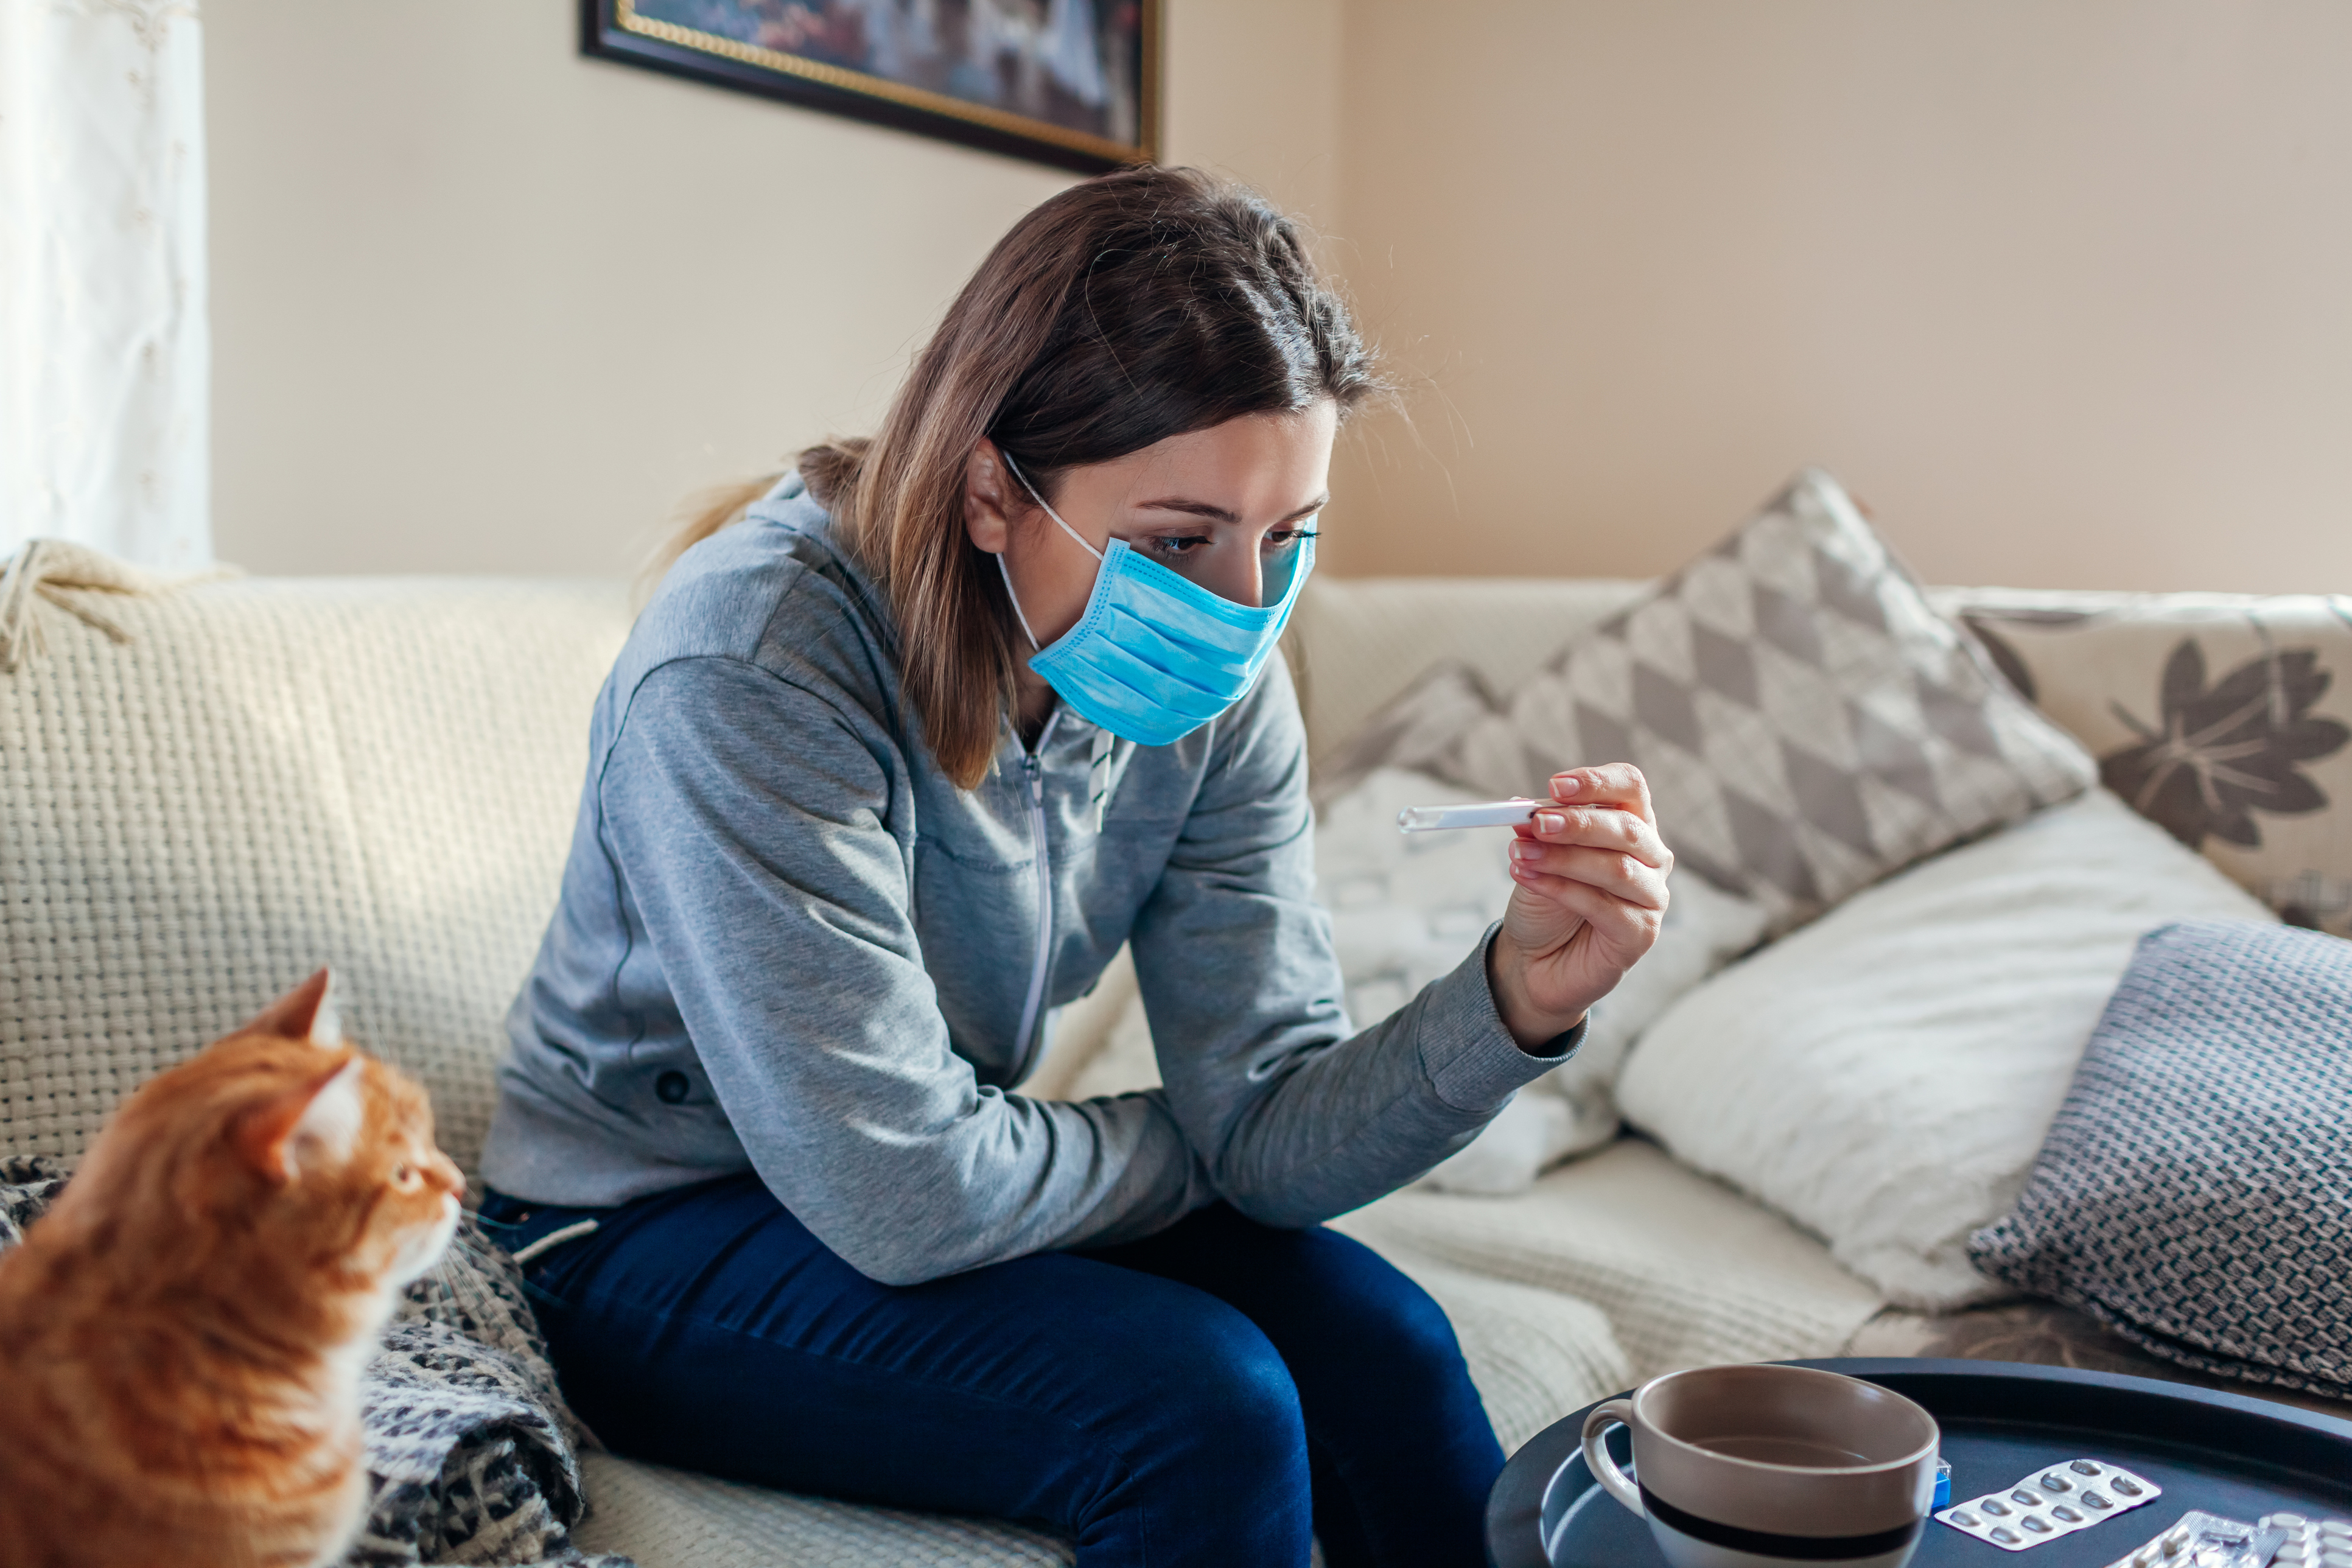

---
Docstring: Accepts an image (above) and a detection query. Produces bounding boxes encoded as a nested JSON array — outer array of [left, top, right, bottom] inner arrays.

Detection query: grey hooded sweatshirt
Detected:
[[479, 475, 1581, 1286]]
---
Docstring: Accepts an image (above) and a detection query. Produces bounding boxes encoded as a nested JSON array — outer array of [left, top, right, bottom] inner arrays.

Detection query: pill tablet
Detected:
[[1950, 1511, 1979, 1528], [2085, 1492, 2113, 1508], [2041, 1474, 2073, 1492], [2023, 1516, 2053, 1534], [2319, 1552, 2351, 1568], [2053, 1505, 2083, 1522], [2115, 1478, 2144, 1496], [2071, 1460, 2104, 1475], [2014, 1489, 2043, 1505], [1991, 1527, 2021, 1545], [1984, 1500, 2012, 1516]]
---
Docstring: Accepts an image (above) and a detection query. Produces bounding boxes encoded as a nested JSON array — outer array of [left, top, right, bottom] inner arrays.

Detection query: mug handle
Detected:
[[1580, 1398, 1643, 1516]]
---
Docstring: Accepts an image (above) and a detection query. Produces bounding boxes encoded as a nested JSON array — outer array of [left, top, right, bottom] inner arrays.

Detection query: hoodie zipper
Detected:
[[1011, 710, 1061, 1083]]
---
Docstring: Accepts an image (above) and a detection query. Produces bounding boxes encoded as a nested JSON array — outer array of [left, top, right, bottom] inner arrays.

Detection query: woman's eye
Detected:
[[1263, 527, 1318, 551], [1144, 534, 1209, 558]]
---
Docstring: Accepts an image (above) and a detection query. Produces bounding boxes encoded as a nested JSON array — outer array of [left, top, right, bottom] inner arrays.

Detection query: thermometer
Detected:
[[1396, 799, 1541, 833]]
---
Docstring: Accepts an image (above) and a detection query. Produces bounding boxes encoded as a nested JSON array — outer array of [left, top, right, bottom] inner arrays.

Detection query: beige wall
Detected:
[[211, 2, 2351, 592], [1329, 0, 2352, 592], [205, 0, 1342, 578]]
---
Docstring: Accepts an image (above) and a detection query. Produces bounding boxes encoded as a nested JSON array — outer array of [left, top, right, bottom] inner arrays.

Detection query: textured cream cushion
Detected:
[[1615, 788, 2279, 1311], [574, 1454, 1073, 1568], [0, 574, 631, 1173], [1334, 1139, 1884, 1381]]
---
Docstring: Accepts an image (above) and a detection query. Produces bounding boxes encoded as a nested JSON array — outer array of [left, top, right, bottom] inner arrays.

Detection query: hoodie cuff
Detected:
[[1416, 923, 1591, 1113]]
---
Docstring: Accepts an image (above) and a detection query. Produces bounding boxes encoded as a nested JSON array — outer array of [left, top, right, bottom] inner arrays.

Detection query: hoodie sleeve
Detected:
[[1130, 656, 1583, 1227], [598, 654, 1214, 1284]]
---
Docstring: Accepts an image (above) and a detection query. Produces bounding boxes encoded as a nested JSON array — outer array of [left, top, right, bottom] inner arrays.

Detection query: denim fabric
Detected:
[[478, 1180, 1502, 1568]]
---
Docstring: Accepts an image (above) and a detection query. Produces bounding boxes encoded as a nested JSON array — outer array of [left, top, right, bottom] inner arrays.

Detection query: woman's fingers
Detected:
[[1508, 866, 1663, 948], [1547, 764, 1655, 824], [1517, 803, 1674, 872], [1509, 841, 1671, 910]]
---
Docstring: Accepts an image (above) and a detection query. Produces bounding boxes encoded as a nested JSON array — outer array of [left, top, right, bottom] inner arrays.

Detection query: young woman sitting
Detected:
[[477, 164, 1671, 1568]]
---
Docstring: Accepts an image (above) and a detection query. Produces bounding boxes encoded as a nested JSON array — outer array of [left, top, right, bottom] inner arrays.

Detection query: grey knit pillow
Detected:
[[1970, 920, 2352, 1399], [1325, 470, 2098, 935]]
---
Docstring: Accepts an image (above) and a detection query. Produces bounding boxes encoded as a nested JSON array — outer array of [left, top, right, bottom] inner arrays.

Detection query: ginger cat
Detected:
[[0, 970, 465, 1568]]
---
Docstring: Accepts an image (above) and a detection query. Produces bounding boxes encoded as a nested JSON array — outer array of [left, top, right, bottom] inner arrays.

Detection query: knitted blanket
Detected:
[[0, 1156, 634, 1568]]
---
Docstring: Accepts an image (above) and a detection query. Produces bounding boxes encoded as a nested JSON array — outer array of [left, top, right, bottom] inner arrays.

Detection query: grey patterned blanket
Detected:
[[0, 1156, 634, 1568]]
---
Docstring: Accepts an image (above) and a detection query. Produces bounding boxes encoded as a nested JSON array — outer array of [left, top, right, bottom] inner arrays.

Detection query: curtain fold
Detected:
[[0, 0, 210, 568]]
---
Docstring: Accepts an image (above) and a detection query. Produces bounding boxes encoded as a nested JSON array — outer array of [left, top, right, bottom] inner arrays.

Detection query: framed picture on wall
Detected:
[[583, 1, 1158, 175]]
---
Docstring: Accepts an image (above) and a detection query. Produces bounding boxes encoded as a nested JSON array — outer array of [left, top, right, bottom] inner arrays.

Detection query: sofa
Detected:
[[2, 529, 2346, 1566]]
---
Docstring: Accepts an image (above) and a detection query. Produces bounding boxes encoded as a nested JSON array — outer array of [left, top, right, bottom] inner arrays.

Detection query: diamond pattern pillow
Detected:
[[1328, 470, 2099, 934]]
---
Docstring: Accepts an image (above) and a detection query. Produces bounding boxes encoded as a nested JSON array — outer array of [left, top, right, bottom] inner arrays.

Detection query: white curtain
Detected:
[[0, 0, 209, 569]]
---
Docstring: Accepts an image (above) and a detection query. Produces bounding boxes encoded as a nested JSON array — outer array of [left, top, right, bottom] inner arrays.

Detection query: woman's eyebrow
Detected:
[[1133, 493, 1330, 524]]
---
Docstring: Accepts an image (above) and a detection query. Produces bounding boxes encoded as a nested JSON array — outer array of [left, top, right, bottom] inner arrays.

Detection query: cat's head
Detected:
[[67, 969, 466, 1308]]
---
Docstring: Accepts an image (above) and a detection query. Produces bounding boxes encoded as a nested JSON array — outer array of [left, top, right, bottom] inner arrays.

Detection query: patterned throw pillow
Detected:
[[1969, 920, 2352, 1399], [1325, 470, 2098, 934], [1949, 590, 2352, 939]]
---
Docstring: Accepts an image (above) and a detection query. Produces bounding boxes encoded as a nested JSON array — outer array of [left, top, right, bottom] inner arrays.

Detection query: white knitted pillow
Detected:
[[1615, 789, 2278, 1309]]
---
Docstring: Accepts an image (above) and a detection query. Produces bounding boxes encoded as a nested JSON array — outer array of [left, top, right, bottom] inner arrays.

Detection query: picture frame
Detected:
[[583, 1, 1159, 176]]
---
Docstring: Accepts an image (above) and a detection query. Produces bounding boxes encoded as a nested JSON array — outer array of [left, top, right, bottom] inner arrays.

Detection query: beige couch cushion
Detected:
[[0, 573, 631, 1173], [1332, 1139, 1883, 1380]]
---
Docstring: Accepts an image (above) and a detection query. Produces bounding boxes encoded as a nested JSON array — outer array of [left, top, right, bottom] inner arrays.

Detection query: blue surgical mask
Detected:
[[993, 453, 1315, 747]]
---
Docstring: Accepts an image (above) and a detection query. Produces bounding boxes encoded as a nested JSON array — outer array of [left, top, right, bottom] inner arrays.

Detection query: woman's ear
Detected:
[[962, 439, 1017, 555]]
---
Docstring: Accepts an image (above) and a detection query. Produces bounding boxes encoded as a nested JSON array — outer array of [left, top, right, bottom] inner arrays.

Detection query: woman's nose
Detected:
[[1197, 541, 1262, 609]]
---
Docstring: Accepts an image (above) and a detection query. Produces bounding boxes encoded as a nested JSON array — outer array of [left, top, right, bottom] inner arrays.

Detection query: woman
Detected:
[[478, 166, 1671, 1568]]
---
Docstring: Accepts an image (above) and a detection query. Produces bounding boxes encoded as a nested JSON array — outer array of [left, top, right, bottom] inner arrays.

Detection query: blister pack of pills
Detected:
[[1936, 1458, 2162, 1552], [2098, 1511, 2287, 1568], [2261, 1513, 2352, 1568]]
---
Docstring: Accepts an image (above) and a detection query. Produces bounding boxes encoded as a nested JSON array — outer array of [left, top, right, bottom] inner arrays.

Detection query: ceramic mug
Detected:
[[1580, 1363, 1941, 1568]]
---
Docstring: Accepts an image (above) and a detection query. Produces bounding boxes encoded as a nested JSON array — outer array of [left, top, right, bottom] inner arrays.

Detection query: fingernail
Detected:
[[1508, 839, 1533, 861], [1536, 811, 1564, 834], [1553, 775, 1581, 797]]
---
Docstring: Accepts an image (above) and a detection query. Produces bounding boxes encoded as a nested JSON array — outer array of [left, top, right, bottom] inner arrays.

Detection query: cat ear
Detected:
[[248, 967, 345, 1048], [234, 1054, 365, 1183]]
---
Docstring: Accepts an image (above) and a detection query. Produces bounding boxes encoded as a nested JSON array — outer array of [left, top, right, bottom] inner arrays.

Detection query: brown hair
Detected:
[[653, 166, 1380, 787]]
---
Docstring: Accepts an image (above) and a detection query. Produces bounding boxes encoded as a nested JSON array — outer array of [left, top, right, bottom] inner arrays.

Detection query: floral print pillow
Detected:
[[1947, 590, 2352, 938]]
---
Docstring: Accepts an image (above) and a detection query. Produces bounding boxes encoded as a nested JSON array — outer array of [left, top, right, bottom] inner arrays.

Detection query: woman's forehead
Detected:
[[1105, 405, 1336, 517]]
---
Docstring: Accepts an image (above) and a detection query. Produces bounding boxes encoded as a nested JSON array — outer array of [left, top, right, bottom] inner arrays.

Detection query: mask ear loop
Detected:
[[1001, 452, 1105, 561], [993, 449, 1105, 654], [994, 554, 1044, 652]]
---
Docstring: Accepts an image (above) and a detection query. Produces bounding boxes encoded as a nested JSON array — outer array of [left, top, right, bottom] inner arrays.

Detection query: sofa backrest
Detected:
[[0, 573, 631, 1174], [5, 561, 2343, 1176]]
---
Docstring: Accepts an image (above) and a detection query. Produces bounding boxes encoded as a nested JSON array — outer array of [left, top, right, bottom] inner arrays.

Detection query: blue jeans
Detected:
[[478, 1175, 1502, 1568]]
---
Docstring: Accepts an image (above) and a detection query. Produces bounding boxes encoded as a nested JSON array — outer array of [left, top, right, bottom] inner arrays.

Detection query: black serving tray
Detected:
[[1488, 1359, 2352, 1568]]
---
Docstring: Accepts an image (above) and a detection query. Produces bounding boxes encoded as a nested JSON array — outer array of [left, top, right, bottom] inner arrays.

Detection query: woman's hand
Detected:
[[1486, 765, 1673, 1052]]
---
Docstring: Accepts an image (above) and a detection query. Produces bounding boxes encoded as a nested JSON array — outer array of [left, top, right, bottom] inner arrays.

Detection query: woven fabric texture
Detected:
[[1332, 1139, 1885, 1381], [1321, 471, 2099, 934], [0, 574, 632, 1174], [573, 1454, 1074, 1568], [1970, 920, 2352, 1398]]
